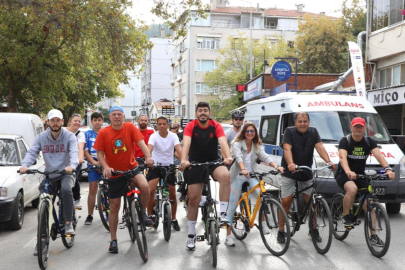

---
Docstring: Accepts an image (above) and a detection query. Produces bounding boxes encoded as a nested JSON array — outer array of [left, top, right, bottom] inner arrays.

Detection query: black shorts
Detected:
[[184, 163, 224, 186], [146, 167, 176, 186], [108, 170, 143, 199], [335, 173, 368, 191]]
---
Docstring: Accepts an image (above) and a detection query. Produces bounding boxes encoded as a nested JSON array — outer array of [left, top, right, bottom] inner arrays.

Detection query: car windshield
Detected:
[[0, 139, 19, 166], [307, 111, 393, 144]]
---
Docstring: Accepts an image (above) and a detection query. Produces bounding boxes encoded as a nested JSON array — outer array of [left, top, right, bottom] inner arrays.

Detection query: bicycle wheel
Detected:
[[135, 200, 148, 262], [209, 219, 217, 268], [258, 198, 290, 256], [163, 202, 172, 241], [37, 200, 50, 270], [330, 193, 349, 241], [128, 199, 138, 243], [364, 202, 391, 258], [97, 185, 110, 231], [309, 198, 333, 255], [153, 193, 160, 229], [231, 199, 249, 240]]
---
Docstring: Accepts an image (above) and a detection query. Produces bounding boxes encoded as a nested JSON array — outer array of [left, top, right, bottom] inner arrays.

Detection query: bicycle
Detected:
[[103, 165, 148, 262], [284, 165, 333, 255], [231, 170, 291, 256], [151, 164, 178, 241], [90, 165, 111, 232], [19, 169, 78, 270], [330, 171, 391, 258]]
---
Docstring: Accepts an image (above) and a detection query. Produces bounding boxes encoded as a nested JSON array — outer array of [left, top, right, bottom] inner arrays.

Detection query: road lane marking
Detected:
[[24, 236, 36, 248]]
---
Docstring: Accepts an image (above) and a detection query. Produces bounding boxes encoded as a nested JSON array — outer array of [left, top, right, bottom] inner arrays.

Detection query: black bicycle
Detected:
[[330, 171, 391, 257], [89, 165, 111, 232]]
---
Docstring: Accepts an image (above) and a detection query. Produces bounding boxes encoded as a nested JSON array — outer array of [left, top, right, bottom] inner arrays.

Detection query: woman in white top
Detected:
[[66, 113, 85, 209], [225, 122, 284, 246]]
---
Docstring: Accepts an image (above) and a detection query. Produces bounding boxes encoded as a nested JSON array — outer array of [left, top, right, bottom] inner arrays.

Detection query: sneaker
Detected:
[[308, 229, 322, 243], [84, 215, 93, 225], [186, 234, 196, 251], [277, 231, 286, 244], [33, 244, 38, 256], [179, 193, 186, 202], [219, 212, 230, 227], [343, 214, 354, 228], [74, 200, 82, 210], [64, 223, 75, 235], [262, 224, 271, 235], [370, 234, 385, 247], [172, 219, 181, 231], [109, 240, 118, 253], [225, 236, 235, 247], [199, 196, 207, 207], [144, 214, 154, 227]]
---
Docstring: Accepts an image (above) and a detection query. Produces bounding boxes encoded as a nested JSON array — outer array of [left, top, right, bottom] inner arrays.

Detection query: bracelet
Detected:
[[384, 166, 393, 171]]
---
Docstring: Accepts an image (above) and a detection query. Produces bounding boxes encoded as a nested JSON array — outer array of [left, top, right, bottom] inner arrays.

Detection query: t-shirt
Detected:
[[75, 130, 85, 145], [93, 123, 143, 172], [134, 128, 154, 158], [84, 129, 99, 167], [245, 151, 252, 172], [149, 131, 180, 165], [183, 119, 225, 163], [337, 135, 378, 175], [225, 127, 240, 148]]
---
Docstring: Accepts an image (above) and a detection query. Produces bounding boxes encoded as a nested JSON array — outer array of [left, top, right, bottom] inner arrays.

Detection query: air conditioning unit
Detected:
[[170, 80, 175, 86], [176, 73, 182, 82]]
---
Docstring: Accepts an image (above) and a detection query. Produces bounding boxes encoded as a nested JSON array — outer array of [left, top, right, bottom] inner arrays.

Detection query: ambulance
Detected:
[[241, 92, 405, 214]]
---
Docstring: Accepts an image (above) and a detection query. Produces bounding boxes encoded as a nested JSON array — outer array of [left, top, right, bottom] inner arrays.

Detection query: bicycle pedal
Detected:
[[170, 200, 175, 204], [196, 235, 205, 241]]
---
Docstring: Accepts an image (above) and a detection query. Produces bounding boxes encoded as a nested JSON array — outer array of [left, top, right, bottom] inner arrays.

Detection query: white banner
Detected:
[[348, 41, 367, 99], [367, 86, 405, 107]]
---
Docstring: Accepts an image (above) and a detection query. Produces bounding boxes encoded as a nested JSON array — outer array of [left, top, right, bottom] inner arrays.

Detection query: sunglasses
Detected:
[[245, 130, 255, 134], [233, 118, 244, 121]]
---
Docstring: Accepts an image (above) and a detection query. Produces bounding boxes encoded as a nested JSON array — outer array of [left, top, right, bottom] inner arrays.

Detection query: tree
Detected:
[[294, 14, 352, 73], [203, 34, 293, 120], [341, 0, 367, 38]]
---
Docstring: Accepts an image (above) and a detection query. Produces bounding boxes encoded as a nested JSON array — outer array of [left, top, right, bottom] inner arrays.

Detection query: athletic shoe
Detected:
[[219, 212, 230, 227], [343, 214, 354, 228], [179, 194, 187, 202], [277, 231, 286, 244], [186, 234, 196, 251], [172, 219, 181, 231], [74, 200, 82, 210], [308, 229, 322, 242], [64, 223, 75, 235], [33, 244, 38, 256], [199, 196, 207, 207], [84, 215, 93, 225], [225, 236, 235, 247], [262, 224, 271, 235], [109, 240, 118, 253], [144, 214, 154, 227], [370, 234, 385, 247]]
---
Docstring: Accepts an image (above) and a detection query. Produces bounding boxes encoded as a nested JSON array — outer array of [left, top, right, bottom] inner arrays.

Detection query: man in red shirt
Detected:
[[94, 106, 154, 254], [134, 114, 154, 162]]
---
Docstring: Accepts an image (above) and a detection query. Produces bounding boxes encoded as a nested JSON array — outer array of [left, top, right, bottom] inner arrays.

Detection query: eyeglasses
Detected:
[[245, 130, 255, 134], [233, 118, 244, 121]]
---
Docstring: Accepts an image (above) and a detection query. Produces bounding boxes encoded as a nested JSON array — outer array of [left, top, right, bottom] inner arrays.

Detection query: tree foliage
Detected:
[[341, 0, 367, 37]]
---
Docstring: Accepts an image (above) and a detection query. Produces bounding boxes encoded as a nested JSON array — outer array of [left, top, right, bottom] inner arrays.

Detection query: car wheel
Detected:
[[6, 192, 24, 230], [385, 203, 401, 214], [31, 197, 40, 208]]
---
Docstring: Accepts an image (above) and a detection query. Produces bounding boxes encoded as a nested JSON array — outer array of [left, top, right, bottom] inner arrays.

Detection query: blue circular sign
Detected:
[[271, 61, 292, 81]]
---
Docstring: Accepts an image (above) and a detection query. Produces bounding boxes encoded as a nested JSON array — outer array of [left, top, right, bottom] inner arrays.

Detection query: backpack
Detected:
[[346, 134, 370, 148]]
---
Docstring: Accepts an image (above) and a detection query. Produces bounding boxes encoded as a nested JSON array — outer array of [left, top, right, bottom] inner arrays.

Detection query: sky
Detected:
[[128, 0, 352, 24]]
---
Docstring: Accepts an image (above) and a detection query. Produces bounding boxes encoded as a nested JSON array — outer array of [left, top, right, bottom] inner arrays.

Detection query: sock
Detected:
[[188, 220, 196, 236], [220, 201, 229, 213]]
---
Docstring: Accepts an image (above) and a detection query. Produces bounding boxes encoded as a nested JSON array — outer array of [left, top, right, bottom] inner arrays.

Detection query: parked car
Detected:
[[221, 123, 232, 132]]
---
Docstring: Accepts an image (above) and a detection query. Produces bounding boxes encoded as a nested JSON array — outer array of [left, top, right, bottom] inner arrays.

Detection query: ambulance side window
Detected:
[[260, 116, 279, 145], [280, 113, 294, 145]]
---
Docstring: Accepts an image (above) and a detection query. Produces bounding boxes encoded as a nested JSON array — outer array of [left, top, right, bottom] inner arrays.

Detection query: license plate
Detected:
[[374, 187, 386, 195]]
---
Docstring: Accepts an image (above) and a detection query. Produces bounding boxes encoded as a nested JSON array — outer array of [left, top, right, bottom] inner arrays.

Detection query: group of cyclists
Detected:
[[19, 100, 395, 259]]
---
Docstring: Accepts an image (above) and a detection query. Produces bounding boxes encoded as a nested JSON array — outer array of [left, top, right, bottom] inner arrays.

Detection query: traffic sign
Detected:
[[131, 111, 137, 116], [162, 106, 175, 115], [271, 60, 292, 81]]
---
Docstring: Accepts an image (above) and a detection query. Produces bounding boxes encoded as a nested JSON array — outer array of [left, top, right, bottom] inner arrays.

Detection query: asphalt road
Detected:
[[1, 182, 405, 270]]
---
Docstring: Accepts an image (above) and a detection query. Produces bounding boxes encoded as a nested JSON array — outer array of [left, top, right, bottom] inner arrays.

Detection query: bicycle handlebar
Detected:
[[295, 164, 332, 173], [189, 161, 224, 167], [111, 164, 147, 176], [356, 174, 389, 181], [17, 169, 68, 175], [238, 170, 280, 178]]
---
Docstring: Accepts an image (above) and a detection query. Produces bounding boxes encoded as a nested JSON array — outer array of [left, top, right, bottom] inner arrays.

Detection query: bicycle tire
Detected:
[[163, 202, 172, 241], [309, 197, 333, 255], [330, 193, 349, 241], [259, 198, 291, 256], [97, 185, 110, 231], [135, 200, 148, 262], [61, 207, 76, 249], [37, 200, 50, 270], [364, 202, 391, 258], [231, 199, 249, 240], [210, 219, 217, 268], [128, 199, 138, 243], [153, 193, 160, 229]]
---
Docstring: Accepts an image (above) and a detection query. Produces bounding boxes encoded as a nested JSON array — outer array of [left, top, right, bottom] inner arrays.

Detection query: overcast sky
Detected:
[[128, 0, 352, 24]]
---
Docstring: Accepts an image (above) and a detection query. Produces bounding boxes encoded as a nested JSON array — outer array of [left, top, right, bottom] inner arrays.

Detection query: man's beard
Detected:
[[198, 115, 208, 123], [139, 123, 147, 129], [50, 125, 62, 132]]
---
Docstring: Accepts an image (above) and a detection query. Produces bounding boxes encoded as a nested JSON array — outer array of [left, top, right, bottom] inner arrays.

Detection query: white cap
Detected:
[[47, 109, 63, 120]]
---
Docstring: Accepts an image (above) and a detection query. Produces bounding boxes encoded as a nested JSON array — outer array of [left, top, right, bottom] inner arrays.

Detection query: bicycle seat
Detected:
[[242, 182, 250, 192]]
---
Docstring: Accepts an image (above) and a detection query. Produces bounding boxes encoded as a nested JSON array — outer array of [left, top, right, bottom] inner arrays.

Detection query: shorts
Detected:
[[146, 167, 176, 186], [107, 170, 143, 199], [184, 163, 224, 186], [279, 175, 313, 198], [88, 169, 102, 183], [335, 173, 368, 191]]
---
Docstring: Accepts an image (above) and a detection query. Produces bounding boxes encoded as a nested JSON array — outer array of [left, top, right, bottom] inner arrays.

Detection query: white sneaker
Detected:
[[64, 223, 75, 235], [199, 196, 206, 207], [186, 234, 196, 251], [220, 213, 230, 227], [262, 224, 271, 235], [225, 236, 235, 247], [75, 200, 82, 210], [33, 244, 38, 256]]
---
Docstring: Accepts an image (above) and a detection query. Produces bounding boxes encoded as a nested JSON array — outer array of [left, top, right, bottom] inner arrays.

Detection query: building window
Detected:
[[196, 37, 220, 49], [195, 60, 216, 71], [372, 0, 404, 31], [195, 82, 218, 95], [378, 64, 405, 88], [212, 19, 232, 28]]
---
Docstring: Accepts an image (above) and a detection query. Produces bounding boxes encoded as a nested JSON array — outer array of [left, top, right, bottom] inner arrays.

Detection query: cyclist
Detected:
[[134, 114, 154, 164], [147, 116, 182, 231], [225, 122, 284, 246], [172, 123, 184, 142], [180, 101, 233, 251], [83, 112, 104, 225], [66, 113, 85, 210], [93, 106, 154, 254], [335, 117, 395, 245], [278, 112, 336, 244], [19, 109, 78, 255], [225, 111, 244, 148]]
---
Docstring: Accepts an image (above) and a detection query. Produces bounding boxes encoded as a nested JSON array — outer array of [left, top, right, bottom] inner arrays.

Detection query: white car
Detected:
[[221, 123, 232, 132], [0, 134, 45, 230]]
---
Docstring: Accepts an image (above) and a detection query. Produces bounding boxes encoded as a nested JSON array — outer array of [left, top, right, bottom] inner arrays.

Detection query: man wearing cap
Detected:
[[335, 117, 395, 232], [19, 109, 79, 255], [93, 106, 154, 253]]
